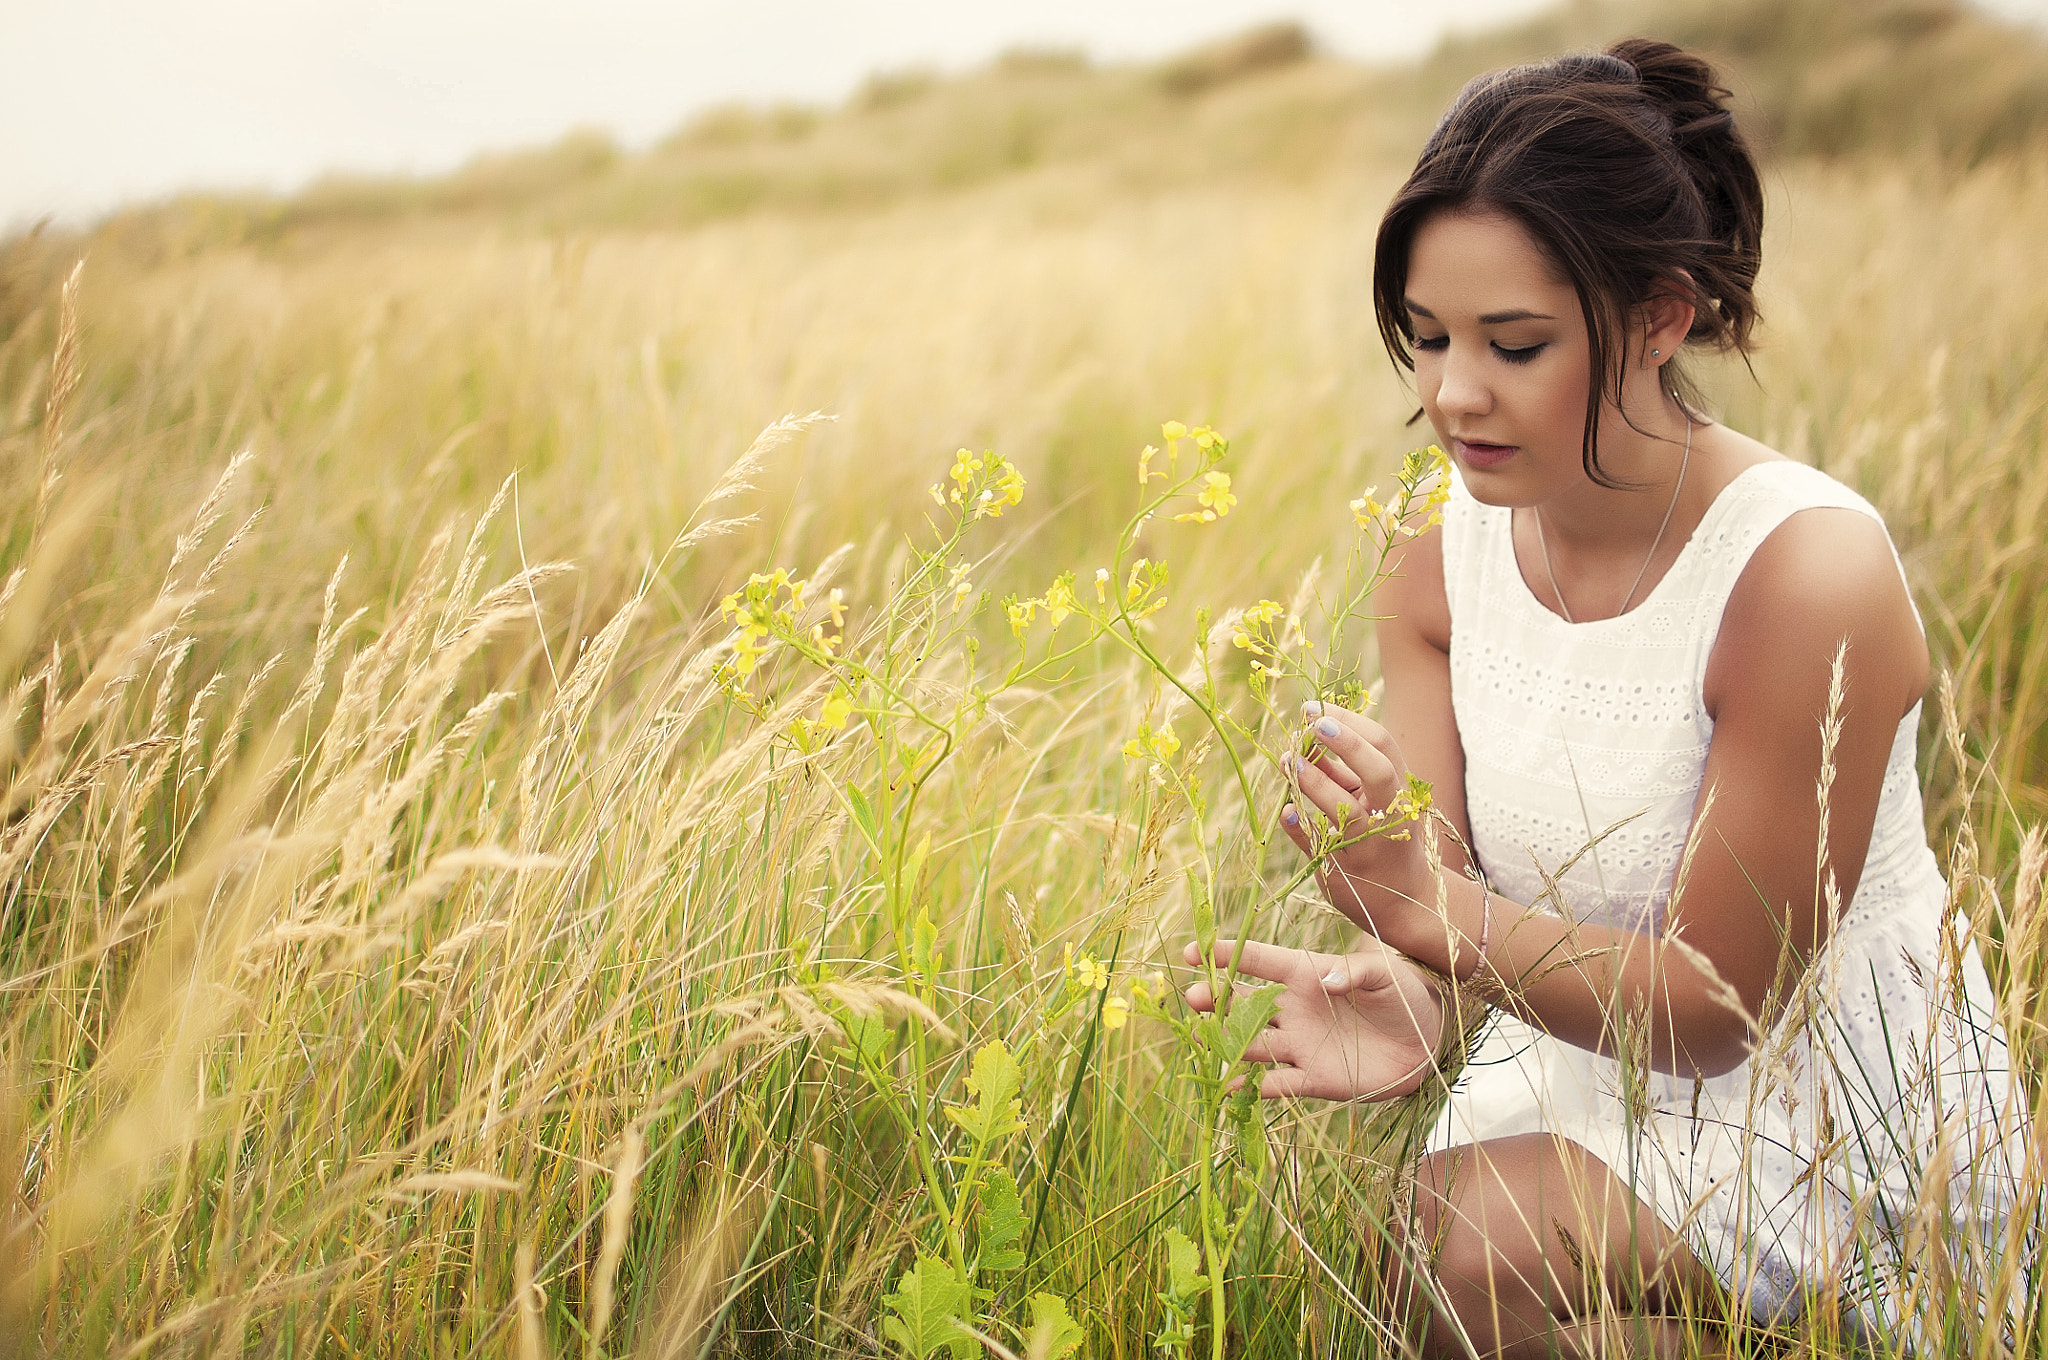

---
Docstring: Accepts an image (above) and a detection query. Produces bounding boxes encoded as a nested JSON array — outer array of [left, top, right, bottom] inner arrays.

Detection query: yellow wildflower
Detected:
[[1350, 485, 1391, 533], [976, 461, 1025, 518], [949, 448, 984, 496], [1101, 997, 1130, 1030], [820, 689, 853, 729], [1173, 471, 1237, 524], [1161, 420, 1188, 441], [1138, 444, 1159, 485], [1043, 576, 1076, 627], [951, 563, 974, 612], [730, 630, 768, 675], [1072, 953, 1109, 991], [827, 588, 847, 628], [1153, 722, 1181, 760], [1095, 567, 1110, 602]]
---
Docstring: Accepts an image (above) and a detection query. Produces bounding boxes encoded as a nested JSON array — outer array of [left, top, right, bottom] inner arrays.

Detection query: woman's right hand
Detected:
[[1182, 937, 1444, 1101], [1278, 702, 1440, 947]]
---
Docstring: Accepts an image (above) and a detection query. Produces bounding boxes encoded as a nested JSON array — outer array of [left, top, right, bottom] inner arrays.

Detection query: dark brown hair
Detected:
[[1372, 39, 1764, 485]]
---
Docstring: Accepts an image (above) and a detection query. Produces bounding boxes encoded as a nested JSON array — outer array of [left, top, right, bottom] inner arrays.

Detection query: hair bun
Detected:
[[1606, 37, 1759, 309], [1608, 38, 1733, 139]]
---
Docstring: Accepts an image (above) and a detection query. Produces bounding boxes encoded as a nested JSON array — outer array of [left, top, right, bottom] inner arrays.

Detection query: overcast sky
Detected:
[[6, 0, 2046, 231]]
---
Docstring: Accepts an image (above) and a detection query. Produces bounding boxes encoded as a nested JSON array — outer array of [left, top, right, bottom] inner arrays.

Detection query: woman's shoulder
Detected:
[[1693, 424, 1884, 527], [1697, 436, 1927, 718]]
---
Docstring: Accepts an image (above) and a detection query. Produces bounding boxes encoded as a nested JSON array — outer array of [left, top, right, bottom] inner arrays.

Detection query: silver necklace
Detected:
[[1532, 412, 1693, 624]]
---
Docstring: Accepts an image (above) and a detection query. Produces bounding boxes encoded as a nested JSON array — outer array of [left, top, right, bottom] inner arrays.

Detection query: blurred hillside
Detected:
[[4, 0, 2045, 280]]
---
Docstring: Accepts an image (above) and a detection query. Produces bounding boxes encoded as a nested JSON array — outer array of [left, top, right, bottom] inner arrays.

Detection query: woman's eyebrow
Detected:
[[1403, 299, 1556, 325]]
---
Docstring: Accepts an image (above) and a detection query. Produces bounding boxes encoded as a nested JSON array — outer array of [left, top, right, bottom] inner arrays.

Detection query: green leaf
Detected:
[[1226, 1077, 1269, 1177], [1162, 1227, 1208, 1302], [1213, 983, 1283, 1069], [846, 783, 881, 854], [977, 1166, 1026, 1272], [835, 1011, 893, 1068], [1024, 1293, 1085, 1360], [910, 911, 942, 984], [942, 1040, 1026, 1146], [880, 1254, 973, 1360]]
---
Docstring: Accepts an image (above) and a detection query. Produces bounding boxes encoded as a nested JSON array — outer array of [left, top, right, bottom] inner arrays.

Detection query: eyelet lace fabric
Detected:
[[1427, 461, 2026, 1333]]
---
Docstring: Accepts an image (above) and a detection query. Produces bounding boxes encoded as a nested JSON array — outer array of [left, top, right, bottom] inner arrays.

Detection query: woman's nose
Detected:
[[1433, 344, 1493, 419]]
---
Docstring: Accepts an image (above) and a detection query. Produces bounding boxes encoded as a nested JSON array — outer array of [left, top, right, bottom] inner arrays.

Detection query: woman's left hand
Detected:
[[1278, 703, 1438, 944], [1181, 937, 1444, 1101]]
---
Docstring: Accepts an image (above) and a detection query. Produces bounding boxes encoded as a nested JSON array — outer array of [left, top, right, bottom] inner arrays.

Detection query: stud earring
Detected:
[[1651, 348, 1661, 357]]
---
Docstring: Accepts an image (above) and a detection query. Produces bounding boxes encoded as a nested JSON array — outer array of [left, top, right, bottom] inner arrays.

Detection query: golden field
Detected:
[[2, 0, 2047, 1354]]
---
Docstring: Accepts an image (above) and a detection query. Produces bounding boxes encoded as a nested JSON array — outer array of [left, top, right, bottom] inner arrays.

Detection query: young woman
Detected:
[[1186, 38, 2022, 1356]]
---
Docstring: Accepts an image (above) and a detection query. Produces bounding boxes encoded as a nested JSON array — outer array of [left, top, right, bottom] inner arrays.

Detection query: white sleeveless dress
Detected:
[[1428, 460, 2024, 1328]]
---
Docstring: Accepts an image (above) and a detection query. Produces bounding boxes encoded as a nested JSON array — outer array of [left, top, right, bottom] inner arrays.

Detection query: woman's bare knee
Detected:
[[1383, 1136, 1714, 1359], [1386, 1144, 1559, 1357]]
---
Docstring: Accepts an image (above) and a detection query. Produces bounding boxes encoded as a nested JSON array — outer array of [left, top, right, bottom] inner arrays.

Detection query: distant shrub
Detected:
[[1156, 22, 1313, 97]]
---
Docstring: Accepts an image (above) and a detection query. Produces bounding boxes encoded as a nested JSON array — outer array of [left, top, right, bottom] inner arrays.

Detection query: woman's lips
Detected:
[[1454, 438, 1517, 469]]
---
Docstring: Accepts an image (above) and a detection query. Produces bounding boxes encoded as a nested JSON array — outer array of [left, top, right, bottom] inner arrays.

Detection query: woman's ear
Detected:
[[1640, 276, 1698, 367]]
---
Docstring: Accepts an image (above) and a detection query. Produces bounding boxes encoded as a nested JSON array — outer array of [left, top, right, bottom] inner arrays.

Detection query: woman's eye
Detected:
[[1412, 334, 1449, 352], [1493, 342, 1545, 364]]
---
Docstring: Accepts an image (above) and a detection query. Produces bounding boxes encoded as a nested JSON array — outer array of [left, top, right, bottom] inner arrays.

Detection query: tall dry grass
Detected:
[[2, 11, 2047, 1358]]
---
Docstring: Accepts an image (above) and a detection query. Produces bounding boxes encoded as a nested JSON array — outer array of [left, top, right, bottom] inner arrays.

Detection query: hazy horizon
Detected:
[[5, 0, 2045, 233]]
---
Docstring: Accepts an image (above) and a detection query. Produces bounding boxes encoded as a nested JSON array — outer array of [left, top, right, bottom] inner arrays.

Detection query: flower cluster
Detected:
[[1121, 719, 1182, 764], [1006, 574, 1082, 639], [1139, 420, 1223, 483], [1317, 769, 1435, 841], [930, 447, 1027, 519], [1008, 559, 1167, 643], [1229, 600, 1286, 668], [719, 569, 844, 676], [1350, 444, 1453, 539], [1120, 558, 1170, 620]]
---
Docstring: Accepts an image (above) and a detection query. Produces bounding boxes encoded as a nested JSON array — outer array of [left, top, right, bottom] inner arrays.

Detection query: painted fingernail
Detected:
[[1302, 699, 1324, 716], [1282, 804, 1299, 826], [1321, 970, 1347, 989], [1314, 716, 1341, 739]]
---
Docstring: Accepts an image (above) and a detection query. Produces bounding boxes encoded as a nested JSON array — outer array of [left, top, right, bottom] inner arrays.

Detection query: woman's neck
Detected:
[[1535, 401, 1698, 552]]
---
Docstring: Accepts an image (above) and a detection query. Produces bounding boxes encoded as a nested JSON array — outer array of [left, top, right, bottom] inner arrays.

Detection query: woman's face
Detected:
[[1402, 209, 1597, 504]]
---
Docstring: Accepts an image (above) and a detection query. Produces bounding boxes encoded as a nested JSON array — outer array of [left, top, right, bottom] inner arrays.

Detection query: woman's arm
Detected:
[[1364, 521, 1474, 876], [1290, 507, 1929, 1080]]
